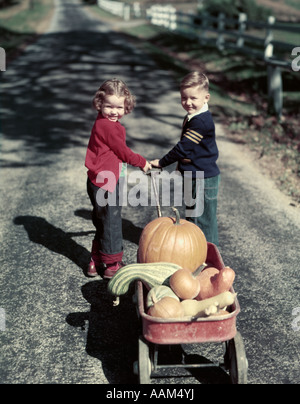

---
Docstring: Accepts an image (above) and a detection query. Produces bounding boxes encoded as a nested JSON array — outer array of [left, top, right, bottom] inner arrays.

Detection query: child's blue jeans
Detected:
[[185, 175, 220, 246], [87, 178, 123, 264]]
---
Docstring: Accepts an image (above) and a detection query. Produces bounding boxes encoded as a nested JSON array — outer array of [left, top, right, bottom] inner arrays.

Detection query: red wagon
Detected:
[[133, 243, 248, 384]]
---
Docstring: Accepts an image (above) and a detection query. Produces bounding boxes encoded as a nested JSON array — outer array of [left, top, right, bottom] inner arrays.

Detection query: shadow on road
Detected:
[[1, 27, 179, 168], [66, 280, 140, 384], [66, 281, 231, 384], [13, 213, 143, 275], [1, 2, 200, 383], [13, 215, 92, 273]]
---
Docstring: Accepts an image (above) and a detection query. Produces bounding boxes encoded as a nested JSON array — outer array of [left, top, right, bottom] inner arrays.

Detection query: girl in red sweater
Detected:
[[85, 79, 151, 278]]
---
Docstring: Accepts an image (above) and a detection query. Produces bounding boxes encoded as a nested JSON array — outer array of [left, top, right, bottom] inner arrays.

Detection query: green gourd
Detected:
[[107, 262, 182, 297], [146, 285, 180, 309]]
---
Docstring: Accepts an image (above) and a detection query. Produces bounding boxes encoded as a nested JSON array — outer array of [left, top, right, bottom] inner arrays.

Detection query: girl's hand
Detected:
[[142, 161, 152, 173], [150, 159, 161, 168]]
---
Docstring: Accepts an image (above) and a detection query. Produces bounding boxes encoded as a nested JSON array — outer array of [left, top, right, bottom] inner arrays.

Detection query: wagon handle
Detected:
[[145, 168, 162, 218]]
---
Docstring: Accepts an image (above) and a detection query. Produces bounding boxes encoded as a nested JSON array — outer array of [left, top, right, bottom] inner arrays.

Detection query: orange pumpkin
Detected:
[[138, 208, 207, 272]]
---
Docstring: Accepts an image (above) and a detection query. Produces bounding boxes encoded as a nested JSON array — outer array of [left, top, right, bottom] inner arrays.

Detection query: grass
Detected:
[[286, 0, 300, 11], [0, 0, 54, 58]]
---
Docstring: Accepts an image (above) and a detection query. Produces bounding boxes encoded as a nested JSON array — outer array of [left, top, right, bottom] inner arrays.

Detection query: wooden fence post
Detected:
[[264, 16, 283, 118], [264, 15, 275, 60], [237, 13, 247, 48], [168, 6, 177, 31], [124, 4, 130, 21], [267, 65, 283, 118], [200, 12, 208, 44], [133, 2, 141, 19], [216, 13, 225, 51], [265, 16, 275, 46]]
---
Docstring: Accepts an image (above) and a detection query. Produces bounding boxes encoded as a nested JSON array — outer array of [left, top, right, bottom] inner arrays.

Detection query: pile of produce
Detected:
[[107, 208, 236, 319], [107, 262, 236, 320], [147, 266, 236, 319]]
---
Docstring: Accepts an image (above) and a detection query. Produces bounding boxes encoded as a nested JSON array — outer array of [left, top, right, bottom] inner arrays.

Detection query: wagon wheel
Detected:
[[224, 331, 248, 384], [138, 336, 152, 384]]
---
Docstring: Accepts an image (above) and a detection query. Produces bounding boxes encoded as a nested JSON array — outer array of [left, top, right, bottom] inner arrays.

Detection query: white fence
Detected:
[[97, 0, 130, 21], [97, 0, 299, 117], [146, 5, 177, 30]]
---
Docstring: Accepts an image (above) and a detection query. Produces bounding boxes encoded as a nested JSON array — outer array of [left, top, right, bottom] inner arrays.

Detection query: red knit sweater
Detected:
[[85, 114, 146, 192]]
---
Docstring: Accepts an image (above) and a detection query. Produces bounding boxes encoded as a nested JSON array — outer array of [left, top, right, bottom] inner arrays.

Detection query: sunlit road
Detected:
[[0, 0, 299, 384]]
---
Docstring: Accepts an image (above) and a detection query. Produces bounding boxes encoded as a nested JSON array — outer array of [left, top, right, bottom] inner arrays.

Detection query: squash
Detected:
[[209, 309, 230, 317], [195, 266, 235, 300], [148, 297, 184, 318], [169, 268, 200, 300], [181, 291, 235, 318], [107, 262, 182, 297], [146, 285, 179, 309], [138, 207, 207, 272]]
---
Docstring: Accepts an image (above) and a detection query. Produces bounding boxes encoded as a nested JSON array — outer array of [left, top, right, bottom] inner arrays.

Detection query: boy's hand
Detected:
[[142, 161, 152, 173], [150, 159, 161, 168]]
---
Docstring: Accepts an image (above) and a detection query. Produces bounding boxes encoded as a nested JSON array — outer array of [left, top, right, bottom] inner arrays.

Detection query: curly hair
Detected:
[[93, 78, 136, 115]]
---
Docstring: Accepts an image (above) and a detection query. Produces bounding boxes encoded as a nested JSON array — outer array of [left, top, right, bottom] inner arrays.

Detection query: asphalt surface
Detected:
[[0, 0, 300, 385]]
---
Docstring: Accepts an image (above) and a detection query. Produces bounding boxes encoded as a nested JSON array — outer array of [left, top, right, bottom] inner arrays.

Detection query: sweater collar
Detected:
[[186, 103, 209, 122]]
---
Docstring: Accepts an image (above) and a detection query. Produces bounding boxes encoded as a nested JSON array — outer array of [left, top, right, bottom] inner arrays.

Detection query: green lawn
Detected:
[[0, 0, 54, 57]]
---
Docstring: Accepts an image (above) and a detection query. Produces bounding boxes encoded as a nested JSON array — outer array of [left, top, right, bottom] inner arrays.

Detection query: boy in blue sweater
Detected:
[[151, 71, 220, 245]]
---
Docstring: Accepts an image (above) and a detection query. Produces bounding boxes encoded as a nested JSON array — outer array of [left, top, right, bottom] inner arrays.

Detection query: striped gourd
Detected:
[[107, 262, 182, 296]]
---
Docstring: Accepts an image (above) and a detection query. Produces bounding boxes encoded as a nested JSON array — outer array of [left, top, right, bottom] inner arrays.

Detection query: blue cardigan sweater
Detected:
[[159, 110, 220, 178]]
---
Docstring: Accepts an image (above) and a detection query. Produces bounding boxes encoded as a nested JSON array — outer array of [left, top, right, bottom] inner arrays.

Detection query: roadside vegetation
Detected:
[[138, 28, 300, 205], [87, 2, 300, 205], [0, 0, 54, 59], [1, 0, 299, 204]]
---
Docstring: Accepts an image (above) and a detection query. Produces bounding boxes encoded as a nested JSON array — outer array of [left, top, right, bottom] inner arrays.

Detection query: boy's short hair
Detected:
[[180, 71, 209, 92], [93, 78, 136, 115]]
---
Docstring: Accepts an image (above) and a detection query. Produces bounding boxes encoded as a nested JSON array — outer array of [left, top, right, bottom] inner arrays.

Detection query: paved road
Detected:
[[1, 0, 299, 384]]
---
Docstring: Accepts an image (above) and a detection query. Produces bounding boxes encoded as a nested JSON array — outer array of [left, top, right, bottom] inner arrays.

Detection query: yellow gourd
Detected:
[[181, 291, 235, 318]]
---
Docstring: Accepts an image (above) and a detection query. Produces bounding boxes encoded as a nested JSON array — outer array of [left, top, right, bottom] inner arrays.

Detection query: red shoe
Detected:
[[87, 240, 102, 277], [103, 262, 124, 279], [87, 258, 99, 277]]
